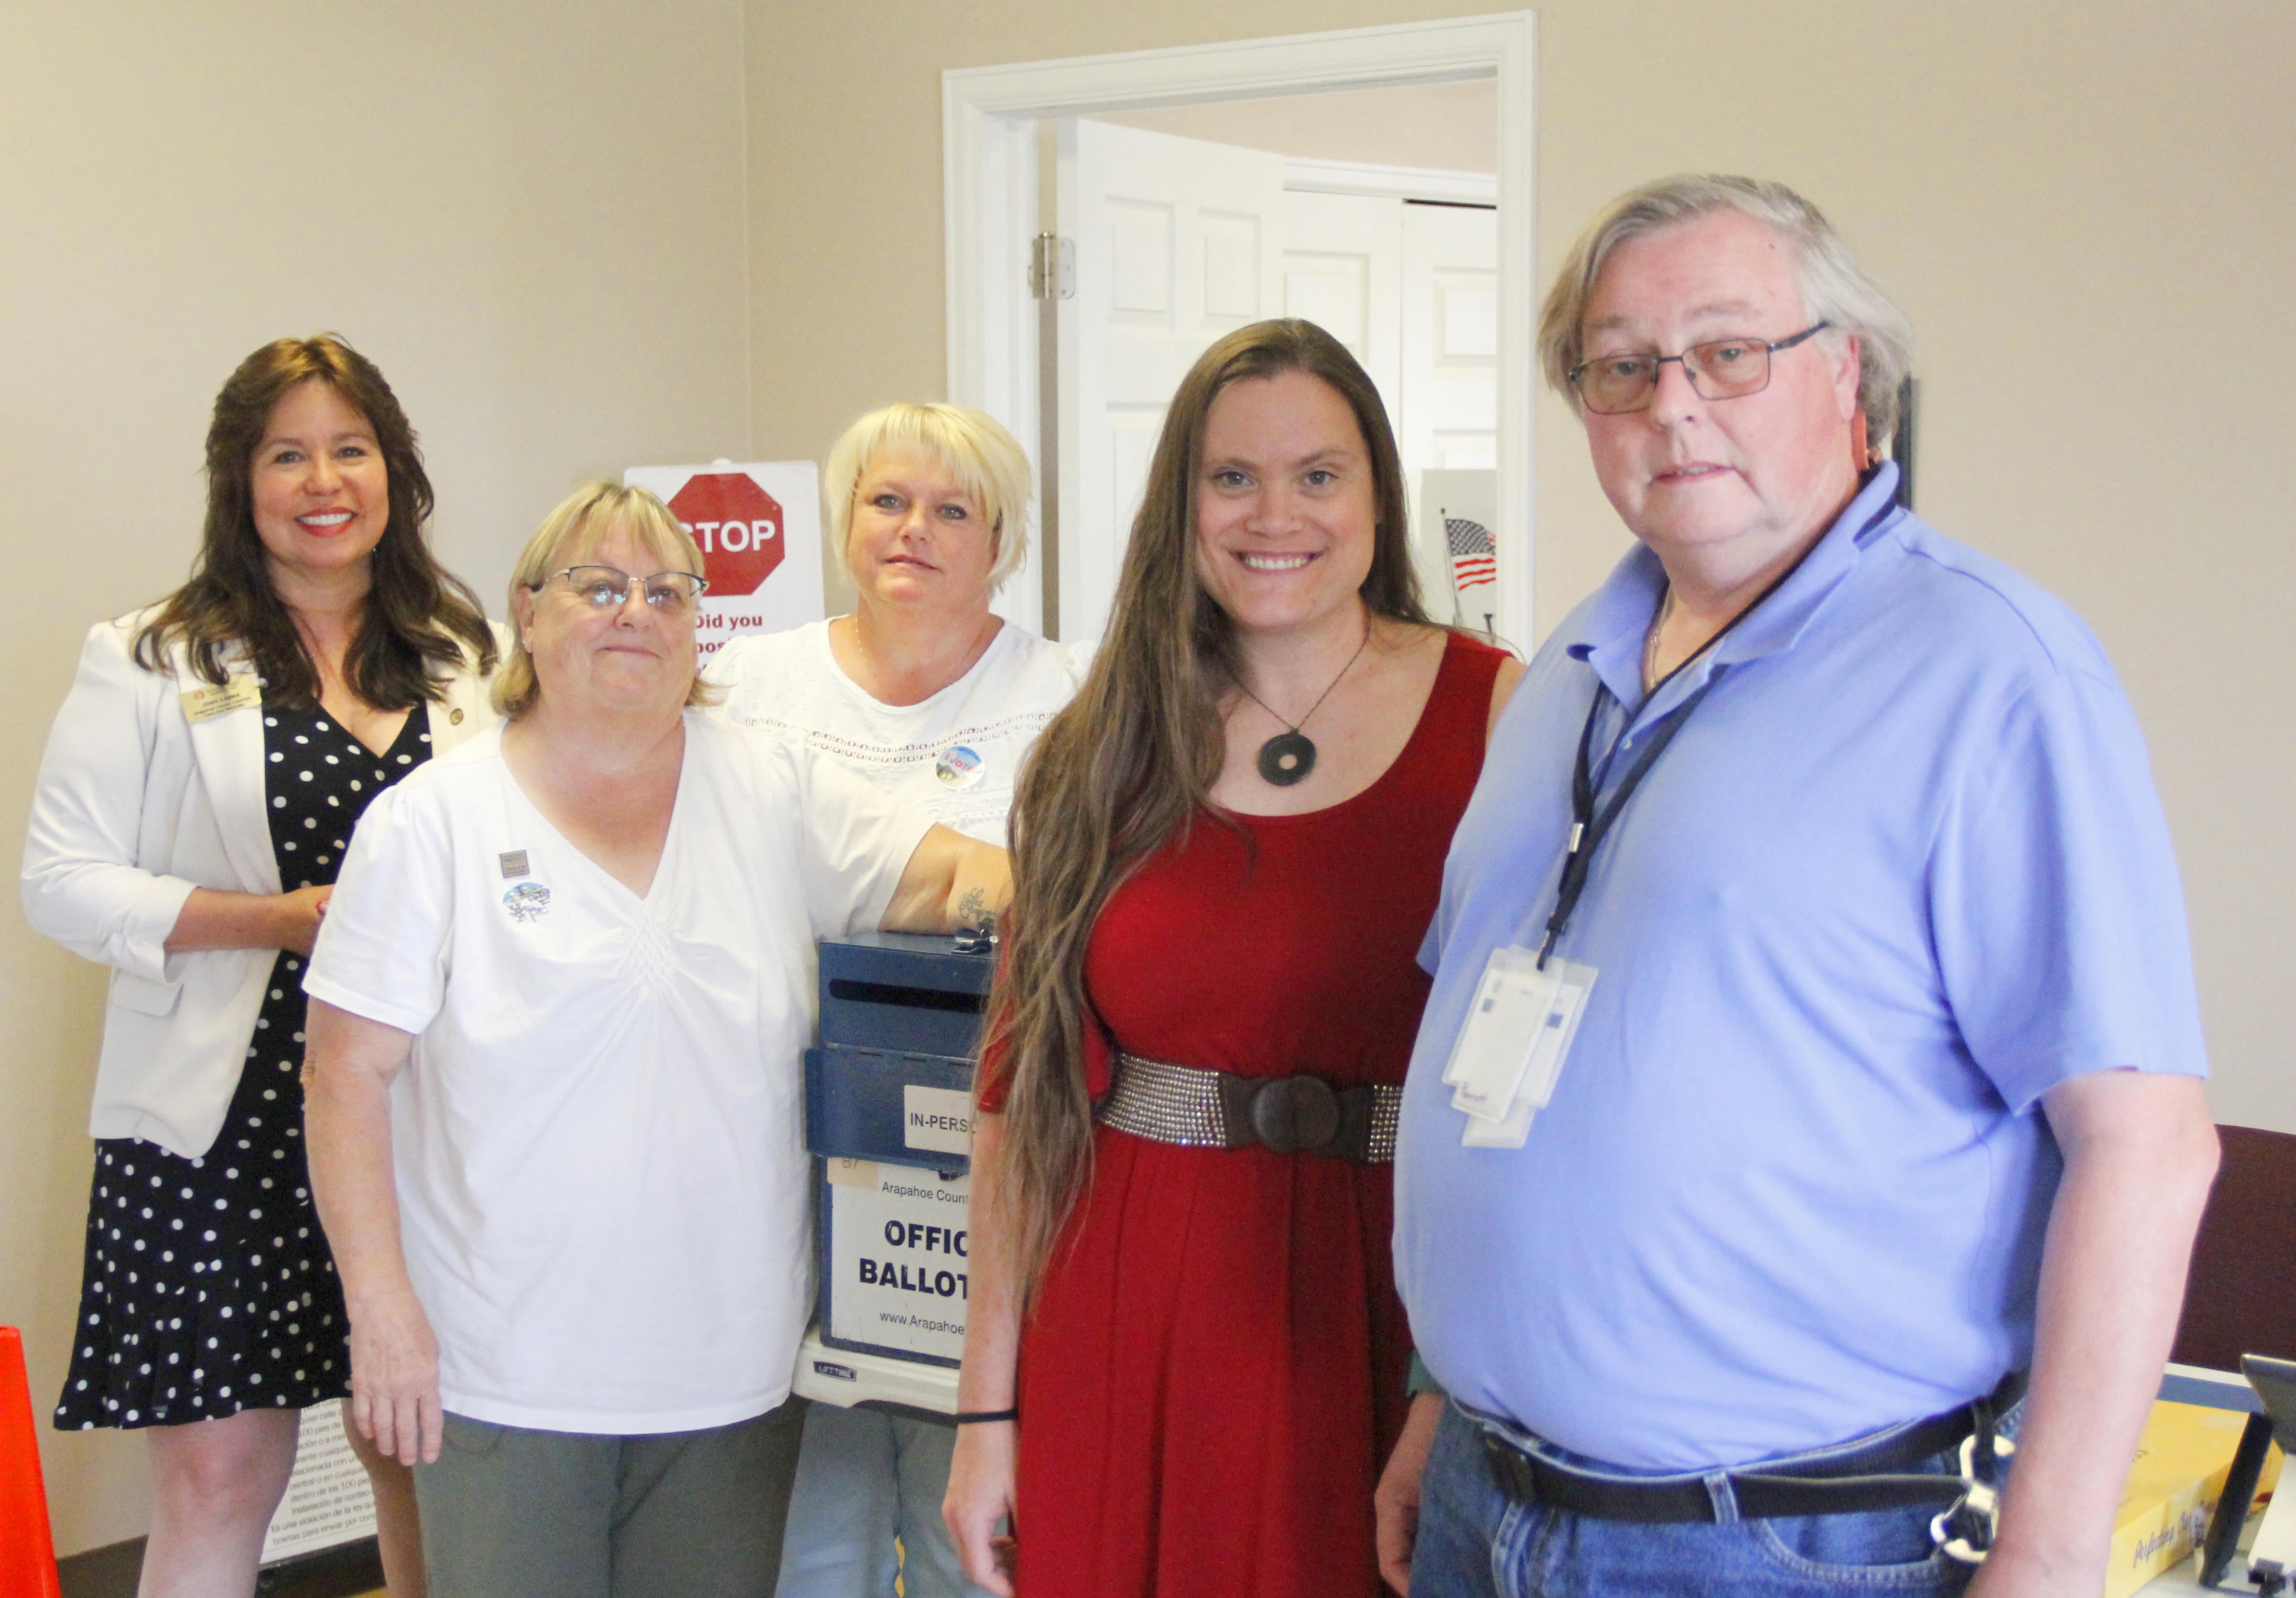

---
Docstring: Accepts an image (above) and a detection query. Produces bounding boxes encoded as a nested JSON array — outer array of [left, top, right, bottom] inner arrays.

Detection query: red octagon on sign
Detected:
[[667, 473, 785, 598]]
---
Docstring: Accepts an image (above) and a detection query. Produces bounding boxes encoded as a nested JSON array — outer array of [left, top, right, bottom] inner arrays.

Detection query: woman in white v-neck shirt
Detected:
[[703, 405, 1087, 1598], [299, 483, 1011, 1598]]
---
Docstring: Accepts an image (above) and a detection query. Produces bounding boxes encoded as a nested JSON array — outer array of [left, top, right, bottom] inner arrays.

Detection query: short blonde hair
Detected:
[[821, 403, 1035, 591], [492, 482, 724, 718], [1538, 174, 1914, 441]]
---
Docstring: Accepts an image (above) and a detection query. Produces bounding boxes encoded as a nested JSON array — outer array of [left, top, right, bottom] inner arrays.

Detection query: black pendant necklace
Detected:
[[1240, 627, 1371, 788]]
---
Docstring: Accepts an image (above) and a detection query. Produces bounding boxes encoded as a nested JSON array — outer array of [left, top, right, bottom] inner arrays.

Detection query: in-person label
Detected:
[[902, 1085, 973, 1155]]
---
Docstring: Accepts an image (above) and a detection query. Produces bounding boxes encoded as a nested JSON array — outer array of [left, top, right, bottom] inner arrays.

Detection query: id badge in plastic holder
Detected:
[[1442, 946, 1596, 1149]]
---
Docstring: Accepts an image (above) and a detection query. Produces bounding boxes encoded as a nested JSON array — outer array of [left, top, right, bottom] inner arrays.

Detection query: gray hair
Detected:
[[1538, 175, 1913, 441]]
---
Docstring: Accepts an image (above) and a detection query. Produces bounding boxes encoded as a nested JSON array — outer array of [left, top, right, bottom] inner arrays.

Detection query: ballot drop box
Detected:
[[798, 931, 991, 1415]]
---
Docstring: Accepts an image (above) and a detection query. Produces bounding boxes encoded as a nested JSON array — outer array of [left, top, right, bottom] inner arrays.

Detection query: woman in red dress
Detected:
[[945, 320, 1522, 1597]]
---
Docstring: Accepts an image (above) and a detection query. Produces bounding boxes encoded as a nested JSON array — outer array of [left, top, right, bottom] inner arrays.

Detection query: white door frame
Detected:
[[1282, 156, 1498, 208], [943, 13, 1536, 644]]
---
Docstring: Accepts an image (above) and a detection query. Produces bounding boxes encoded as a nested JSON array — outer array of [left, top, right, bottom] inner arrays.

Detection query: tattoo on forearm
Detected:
[[957, 887, 993, 932]]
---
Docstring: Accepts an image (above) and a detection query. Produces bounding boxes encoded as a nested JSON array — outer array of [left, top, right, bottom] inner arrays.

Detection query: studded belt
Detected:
[[1095, 1052, 1401, 1163]]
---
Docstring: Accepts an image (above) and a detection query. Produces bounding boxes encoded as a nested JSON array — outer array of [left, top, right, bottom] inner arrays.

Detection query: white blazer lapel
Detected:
[[174, 639, 279, 895], [429, 621, 510, 757]]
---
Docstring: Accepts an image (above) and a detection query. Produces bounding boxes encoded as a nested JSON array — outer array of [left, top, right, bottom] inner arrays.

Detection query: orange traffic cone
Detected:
[[0, 1327, 61, 1598]]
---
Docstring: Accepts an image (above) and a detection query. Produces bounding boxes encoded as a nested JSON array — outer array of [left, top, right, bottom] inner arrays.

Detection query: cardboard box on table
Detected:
[[2108, 1398, 2284, 1596]]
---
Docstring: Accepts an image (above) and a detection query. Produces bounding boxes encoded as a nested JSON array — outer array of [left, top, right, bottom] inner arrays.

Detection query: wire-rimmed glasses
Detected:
[[1568, 321, 1831, 415], [546, 565, 709, 618]]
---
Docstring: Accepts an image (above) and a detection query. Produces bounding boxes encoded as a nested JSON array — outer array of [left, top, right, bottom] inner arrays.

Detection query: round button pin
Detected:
[[935, 745, 984, 790]]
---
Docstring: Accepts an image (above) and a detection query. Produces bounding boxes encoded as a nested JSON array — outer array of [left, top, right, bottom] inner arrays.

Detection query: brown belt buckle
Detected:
[[1245, 1074, 1342, 1154]]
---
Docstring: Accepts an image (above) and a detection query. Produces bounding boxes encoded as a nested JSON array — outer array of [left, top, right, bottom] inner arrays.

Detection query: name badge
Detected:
[[1443, 945, 1597, 1149], [179, 677, 262, 722]]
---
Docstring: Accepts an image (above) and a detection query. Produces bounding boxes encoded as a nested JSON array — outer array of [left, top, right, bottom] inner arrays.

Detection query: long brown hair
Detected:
[[133, 334, 496, 703], [983, 319, 1431, 1304]]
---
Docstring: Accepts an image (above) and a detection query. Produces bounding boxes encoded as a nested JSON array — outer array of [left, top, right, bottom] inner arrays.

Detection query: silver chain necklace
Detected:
[[1641, 586, 1675, 694]]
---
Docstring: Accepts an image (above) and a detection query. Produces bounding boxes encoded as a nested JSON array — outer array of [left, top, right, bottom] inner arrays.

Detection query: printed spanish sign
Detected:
[[259, 1402, 376, 1565], [623, 460, 826, 657]]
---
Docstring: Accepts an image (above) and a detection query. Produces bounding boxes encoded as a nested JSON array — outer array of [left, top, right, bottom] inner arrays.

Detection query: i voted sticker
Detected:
[[935, 745, 984, 790], [503, 882, 552, 923]]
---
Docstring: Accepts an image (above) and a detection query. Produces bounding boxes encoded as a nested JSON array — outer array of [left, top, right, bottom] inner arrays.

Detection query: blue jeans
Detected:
[[1412, 1399, 2016, 1598], [775, 1402, 992, 1598]]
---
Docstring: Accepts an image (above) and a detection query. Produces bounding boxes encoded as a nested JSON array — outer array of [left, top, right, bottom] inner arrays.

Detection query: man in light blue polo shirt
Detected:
[[1376, 176, 2219, 1598]]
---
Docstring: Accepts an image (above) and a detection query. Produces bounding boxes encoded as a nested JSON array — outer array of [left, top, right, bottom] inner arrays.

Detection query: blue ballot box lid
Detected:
[[818, 931, 993, 1060], [805, 1045, 974, 1173]]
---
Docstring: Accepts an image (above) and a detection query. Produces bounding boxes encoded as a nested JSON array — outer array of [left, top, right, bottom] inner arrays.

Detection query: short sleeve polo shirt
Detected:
[[1394, 466, 2207, 1471]]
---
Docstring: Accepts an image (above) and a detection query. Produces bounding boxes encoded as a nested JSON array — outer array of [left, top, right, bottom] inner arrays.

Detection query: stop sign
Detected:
[[667, 472, 785, 598]]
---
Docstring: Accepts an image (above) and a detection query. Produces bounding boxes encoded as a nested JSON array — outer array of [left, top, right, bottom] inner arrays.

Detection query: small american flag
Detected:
[[1446, 516, 1497, 597]]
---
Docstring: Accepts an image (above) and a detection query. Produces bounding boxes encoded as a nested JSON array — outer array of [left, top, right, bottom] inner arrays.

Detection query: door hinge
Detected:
[[1029, 233, 1075, 301]]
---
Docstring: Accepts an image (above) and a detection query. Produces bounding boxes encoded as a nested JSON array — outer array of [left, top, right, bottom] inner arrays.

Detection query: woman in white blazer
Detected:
[[23, 334, 501, 1598]]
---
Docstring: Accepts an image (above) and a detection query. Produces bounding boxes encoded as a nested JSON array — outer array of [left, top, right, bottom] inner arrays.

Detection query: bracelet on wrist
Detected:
[[954, 1408, 1019, 1425]]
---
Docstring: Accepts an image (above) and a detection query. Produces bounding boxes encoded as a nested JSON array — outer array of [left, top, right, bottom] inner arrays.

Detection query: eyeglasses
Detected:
[[545, 565, 708, 618], [1568, 321, 1831, 415]]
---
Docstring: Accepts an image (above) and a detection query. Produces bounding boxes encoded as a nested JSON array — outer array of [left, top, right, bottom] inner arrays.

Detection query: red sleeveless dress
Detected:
[[1009, 634, 1503, 1598]]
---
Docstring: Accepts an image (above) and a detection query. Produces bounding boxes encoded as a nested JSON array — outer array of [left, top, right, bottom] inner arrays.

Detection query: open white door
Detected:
[[946, 16, 1538, 649], [1280, 188, 1403, 424], [1055, 118, 1286, 643], [1399, 201, 1501, 629], [1281, 187, 1504, 617], [1399, 202, 1500, 478]]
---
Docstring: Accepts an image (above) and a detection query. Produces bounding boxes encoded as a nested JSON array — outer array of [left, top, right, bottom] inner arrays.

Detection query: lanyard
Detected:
[[1535, 490, 1900, 969], [1534, 563, 1800, 970], [1534, 677, 1715, 968]]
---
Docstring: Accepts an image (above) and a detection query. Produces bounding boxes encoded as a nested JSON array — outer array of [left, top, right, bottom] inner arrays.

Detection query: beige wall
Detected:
[[1, 0, 752, 1554], [746, 0, 2296, 1135]]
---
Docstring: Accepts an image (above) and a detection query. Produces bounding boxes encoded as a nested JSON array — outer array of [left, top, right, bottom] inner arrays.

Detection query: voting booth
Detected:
[[796, 932, 993, 1417]]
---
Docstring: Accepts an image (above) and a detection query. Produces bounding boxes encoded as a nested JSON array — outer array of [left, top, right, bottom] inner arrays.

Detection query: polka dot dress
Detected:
[[55, 698, 431, 1431]]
